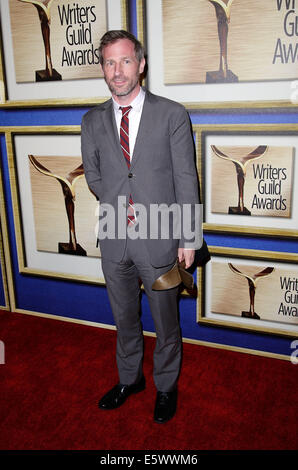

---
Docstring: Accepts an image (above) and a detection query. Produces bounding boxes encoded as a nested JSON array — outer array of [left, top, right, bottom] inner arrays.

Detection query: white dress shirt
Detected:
[[112, 87, 146, 160]]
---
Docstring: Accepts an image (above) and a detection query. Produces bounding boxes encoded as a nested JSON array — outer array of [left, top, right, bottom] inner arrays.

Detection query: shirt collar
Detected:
[[112, 87, 146, 113]]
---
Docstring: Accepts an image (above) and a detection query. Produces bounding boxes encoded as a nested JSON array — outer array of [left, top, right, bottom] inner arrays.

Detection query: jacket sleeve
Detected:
[[81, 113, 102, 200], [169, 105, 203, 250]]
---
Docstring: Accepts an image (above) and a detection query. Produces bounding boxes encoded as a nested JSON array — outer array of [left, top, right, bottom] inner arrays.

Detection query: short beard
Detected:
[[106, 77, 140, 97]]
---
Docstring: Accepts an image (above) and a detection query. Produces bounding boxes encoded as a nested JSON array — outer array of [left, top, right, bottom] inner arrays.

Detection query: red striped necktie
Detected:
[[120, 106, 135, 225]]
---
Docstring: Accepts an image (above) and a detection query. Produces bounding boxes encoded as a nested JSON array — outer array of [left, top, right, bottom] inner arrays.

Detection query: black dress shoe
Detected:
[[98, 376, 146, 410], [154, 389, 177, 423]]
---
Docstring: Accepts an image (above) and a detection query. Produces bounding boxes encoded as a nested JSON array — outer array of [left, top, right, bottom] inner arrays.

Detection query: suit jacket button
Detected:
[[128, 173, 133, 178]]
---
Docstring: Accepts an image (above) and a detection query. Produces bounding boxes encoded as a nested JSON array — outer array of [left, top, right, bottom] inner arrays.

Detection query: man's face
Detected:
[[101, 39, 145, 101]]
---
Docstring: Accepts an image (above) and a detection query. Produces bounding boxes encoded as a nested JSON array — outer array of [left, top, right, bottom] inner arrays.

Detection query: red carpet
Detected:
[[0, 310, 297, 450]]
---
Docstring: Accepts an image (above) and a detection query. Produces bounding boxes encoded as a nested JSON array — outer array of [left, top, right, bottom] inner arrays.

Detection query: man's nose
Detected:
[[114, 62, 122, 75]]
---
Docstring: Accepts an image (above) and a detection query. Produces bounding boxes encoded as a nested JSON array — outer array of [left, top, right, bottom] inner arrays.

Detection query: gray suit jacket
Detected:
[[81, 89, 201, 267]]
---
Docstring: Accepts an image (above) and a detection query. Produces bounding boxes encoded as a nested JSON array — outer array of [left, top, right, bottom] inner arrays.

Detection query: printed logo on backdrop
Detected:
[[211, 262, 298, 325], [9, 0, 107, 83], [211, 146, 295, 218], [29, 155, 100, 258], [162, 0, 297, 85], [274, 0, 298, 66]]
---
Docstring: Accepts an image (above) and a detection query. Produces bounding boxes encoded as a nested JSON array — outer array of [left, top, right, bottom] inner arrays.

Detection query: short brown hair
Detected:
[[99, 30, 145, 66]]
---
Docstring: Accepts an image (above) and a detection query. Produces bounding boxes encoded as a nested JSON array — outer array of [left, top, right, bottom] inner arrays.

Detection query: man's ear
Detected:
[[139, 57, 146, 75]]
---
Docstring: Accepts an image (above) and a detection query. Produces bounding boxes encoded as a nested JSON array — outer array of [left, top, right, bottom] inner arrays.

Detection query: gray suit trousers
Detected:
[[101, 234, 181, 392]]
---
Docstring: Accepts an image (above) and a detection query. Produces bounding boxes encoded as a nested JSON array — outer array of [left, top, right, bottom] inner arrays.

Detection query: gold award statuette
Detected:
[[206, 0, 238, 83], [18, 0, 62, 81], [29, 155, 86, 256], [211, 145, 268, 215], [228, 263, 275, 320]]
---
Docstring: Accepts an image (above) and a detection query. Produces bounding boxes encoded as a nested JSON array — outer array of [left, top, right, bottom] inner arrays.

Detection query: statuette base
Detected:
[[228, 206, 251, 216], [58, 242, 87, 256], [36, 69, 62, 82], [206, 69, 238, 83], [241, 311, 260, 320]]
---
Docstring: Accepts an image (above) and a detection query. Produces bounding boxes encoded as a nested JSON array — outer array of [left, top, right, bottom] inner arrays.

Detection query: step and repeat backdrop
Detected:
[[0, 0, 297, 359]]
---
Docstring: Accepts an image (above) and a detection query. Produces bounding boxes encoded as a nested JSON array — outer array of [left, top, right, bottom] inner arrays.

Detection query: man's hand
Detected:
[[178, 248, 195, 269]]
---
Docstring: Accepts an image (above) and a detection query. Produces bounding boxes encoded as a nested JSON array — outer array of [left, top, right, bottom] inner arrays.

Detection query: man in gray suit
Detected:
[[81, 30, 202, 423]]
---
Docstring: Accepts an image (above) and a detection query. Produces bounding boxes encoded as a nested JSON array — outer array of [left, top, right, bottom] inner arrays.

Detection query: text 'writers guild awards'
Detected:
[[206, 0, 238, 83], [228, 263, 275, 320], [212, 145, 268, 215], [19, 0, 62, 81], [29, 155, 87, 256]]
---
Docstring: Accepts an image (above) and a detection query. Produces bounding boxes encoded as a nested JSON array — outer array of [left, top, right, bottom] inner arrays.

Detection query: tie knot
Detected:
[[120, 106, 132, 116]]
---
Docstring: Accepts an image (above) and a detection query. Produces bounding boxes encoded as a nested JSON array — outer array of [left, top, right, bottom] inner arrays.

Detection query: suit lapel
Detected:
[[131, 91, 155, 170], [102, 100, 128, 171]]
